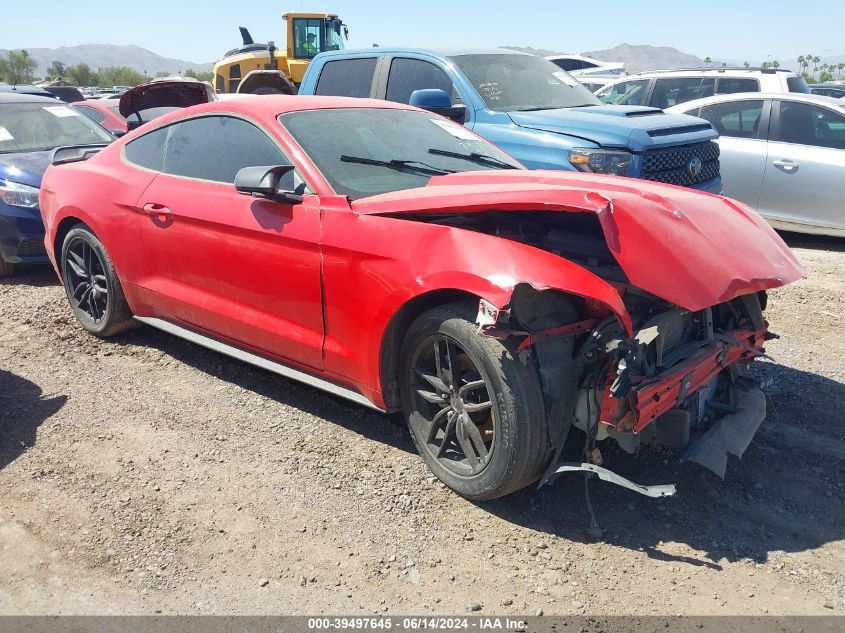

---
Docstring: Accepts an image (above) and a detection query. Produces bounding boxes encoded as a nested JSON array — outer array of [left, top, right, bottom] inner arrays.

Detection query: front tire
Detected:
[[60, 224, 134, 337], [399, 303, 550, 500]]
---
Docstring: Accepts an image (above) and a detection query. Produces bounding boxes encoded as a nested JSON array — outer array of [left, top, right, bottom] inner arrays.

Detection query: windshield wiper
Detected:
[[428, 148, 518, 169], [339, 154, 454, 176]]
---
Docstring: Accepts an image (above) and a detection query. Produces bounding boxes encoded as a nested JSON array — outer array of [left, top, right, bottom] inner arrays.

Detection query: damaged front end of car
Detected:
[[477, 282, 775, 495], [356, 170, 804, 504]]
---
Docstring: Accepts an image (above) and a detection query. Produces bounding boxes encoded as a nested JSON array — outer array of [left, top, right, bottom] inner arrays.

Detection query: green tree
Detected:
[[772, 60, 780, 69], [47, 60, 66, 80], [184, 69, 213, 82], [65, 63, 96, 86], [743, 61, 750, 68], [797, 55, 805, 74], [97, 66, 149, 87], [812, 55, 820, 78], [0, 50, 38, 85], [703, 56, 712, 66]]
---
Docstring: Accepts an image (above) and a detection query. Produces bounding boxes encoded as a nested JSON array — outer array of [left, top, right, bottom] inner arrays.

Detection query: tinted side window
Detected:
[[598, 79, 650, 106], [775, 101, 845, 149], [162, 116, 286, 183], [314, 58, 377, 98], [786, 76, 810, 93], [697, 100, 765, 139], [650, 77, 716, 108], [76, 106, 106, 125], [716, 77, 759, 94], [551, 59, 581, 71], [385, 58, 456, 104], [124, 126, 169, 171]]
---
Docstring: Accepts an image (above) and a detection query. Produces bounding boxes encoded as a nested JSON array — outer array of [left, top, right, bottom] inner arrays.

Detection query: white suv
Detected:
[[596, 67, 810, 110]]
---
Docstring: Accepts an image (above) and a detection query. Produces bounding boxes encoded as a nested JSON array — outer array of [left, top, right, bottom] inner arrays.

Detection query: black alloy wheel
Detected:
[[63, 235, 110, 324], [409, 334, 496, 477]]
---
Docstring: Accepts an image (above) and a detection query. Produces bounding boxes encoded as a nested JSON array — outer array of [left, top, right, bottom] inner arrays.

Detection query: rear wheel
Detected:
[[399, 303, 549, 500], [60, 224, 134, 337]]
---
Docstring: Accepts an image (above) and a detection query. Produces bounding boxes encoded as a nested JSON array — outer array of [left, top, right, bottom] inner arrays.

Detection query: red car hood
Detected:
[[351, 171, 804, 312]]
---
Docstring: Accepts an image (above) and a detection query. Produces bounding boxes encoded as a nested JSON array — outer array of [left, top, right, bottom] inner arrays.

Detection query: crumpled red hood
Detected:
[[351, 171, 804, 312]]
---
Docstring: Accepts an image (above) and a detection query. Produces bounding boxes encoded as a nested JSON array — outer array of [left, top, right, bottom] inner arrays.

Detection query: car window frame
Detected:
[[769, 98, 845, 150], [314, 56, 379, 98], [649, 76, 717, 109], [383, 56, 461, 107], [714, 76, 761, 95], [690, 98, 771, 141], [372, 54, 474, 124], [75, 104, 107, 125], [120, 112, 313, 192], [597, 78, 654, 107]]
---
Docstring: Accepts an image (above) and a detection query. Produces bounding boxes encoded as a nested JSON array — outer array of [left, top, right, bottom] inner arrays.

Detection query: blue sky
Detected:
[[3, 0, 843, 65]]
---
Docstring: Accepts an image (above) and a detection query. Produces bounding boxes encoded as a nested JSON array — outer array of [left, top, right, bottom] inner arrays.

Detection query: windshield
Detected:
[[449, 53, 601, 112], [0, 102, 113, 154], [279, 108, 523, 199]]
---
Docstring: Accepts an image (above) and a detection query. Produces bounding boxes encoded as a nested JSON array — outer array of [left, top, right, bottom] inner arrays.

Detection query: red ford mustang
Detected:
[[39, 96, 803, 501]]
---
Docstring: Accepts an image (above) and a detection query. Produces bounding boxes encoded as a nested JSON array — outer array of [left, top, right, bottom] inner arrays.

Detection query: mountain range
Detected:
[[0, 44, 212, 77], [505, 43, 844, 74], [4, 43, 844, 80]]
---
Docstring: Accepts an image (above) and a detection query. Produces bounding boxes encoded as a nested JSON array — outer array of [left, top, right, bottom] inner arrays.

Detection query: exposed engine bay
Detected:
[[405, 209, 774, 487]]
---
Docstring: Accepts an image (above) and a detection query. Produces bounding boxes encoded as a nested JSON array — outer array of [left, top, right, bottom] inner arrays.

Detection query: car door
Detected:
[[127, 114, 324, 369], [690, 98, 770, 207], [758, 99, 845, 234]]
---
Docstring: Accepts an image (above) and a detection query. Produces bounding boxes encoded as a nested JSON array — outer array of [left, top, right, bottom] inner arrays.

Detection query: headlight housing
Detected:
[[569, 148, 634, 177], [0, 179, 40, 209]]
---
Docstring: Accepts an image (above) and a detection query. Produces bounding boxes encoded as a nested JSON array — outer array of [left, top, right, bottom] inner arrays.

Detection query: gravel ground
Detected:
[[0, 233, 843, 616]]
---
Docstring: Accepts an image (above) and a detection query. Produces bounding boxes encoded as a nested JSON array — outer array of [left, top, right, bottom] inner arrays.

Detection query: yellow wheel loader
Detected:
[[213, 13, 348, 94]]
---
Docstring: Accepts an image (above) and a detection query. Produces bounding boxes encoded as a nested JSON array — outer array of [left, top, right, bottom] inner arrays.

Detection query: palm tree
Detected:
[[703, 56, 712, 66], [797, 55, 805, 74], [812, 55, 821, 78], [772, 60, 780, 69], [744, 61, 750, 68]]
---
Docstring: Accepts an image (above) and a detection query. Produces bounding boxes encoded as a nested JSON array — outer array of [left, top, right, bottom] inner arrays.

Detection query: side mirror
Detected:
[[235, 164, 303, 203], [409, 89, 467, 122]]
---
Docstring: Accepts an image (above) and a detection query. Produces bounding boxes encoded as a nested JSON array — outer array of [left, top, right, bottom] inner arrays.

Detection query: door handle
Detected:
[[772, 159, 798, 171], [141, 203, 172, 218]]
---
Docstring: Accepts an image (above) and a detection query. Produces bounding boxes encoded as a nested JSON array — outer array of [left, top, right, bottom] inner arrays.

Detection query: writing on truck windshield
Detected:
[[449, 53, 601, 113]]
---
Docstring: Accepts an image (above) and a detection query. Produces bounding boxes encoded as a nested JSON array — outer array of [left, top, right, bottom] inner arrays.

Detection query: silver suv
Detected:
[[596, 67, 810, 110]]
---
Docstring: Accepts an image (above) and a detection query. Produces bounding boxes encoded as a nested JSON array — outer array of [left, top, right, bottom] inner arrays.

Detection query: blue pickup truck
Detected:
[[297, 48, 722, 191]]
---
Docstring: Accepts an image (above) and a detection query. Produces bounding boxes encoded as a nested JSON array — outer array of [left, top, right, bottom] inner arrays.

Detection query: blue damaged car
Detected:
[[297, 48, 722, 192], [0, 93, 113, 277]]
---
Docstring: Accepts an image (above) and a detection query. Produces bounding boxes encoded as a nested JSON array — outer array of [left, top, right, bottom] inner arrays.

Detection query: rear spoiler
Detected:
[[50, 144, 110, 166]]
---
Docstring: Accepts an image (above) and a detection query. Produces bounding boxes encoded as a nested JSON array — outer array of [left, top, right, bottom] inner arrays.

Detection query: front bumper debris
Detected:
[[551, 462, 676, 498], [683, 386, 767, 478]]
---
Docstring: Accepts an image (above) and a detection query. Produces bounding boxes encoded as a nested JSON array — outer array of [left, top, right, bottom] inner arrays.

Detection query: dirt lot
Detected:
[[0, 234, 843, 616]]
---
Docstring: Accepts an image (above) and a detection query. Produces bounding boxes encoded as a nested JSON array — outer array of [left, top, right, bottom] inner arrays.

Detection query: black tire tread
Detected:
[[400, 302, 549, 500], [62, 224, 134, 338]]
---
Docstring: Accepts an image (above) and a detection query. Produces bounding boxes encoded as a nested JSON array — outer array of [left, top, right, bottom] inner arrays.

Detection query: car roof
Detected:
[[665, 91, 845, 112], [624, 67, 799, 77], [128, 94, 422, 131], [314, 47, 530, 59], [0, 91, 65, 104]]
